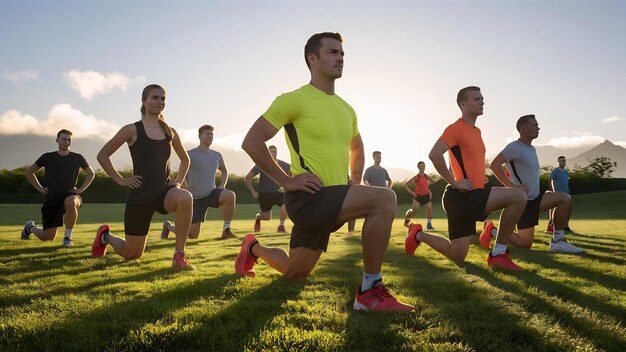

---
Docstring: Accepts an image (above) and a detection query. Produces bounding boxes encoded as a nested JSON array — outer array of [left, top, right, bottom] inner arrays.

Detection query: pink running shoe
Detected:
[[235, 234, 258, 277], [404, 223, 423, 255], [221, 228, 236, 240], [276, 225, 287, 233], [353, 284, 414, 312], [161, 221, 171, 240], [172, 251, 195, 271], [92, 224, 109, 257], [480, 221, 496, 249], [487, 252, 522, 270]]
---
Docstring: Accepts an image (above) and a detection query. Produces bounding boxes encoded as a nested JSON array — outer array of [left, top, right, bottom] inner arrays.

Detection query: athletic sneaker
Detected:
[[172, 252, 195, 271], [21, 220, 34, 240], [235, 234, 258, 277], [353, 284, 414, 312], [92, 224, 109, 257], [545, 223, 554, 233], [549, 238, 584, 253], [487, 252, 522, 270], [161, 221, 172, 240], [254, 220, 261, 232], [426, 223, 435, 230], [564, 226, 574, 234], [479, 221, 496, 249], [276, 225, 287, 233], [404, 223, 422, 255], [403, 218, 410, 228], [62, 237, 73, 247], [221, 228, 236, 240]]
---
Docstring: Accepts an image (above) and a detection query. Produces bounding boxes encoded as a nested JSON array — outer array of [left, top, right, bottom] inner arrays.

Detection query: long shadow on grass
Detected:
[[4, 274, 243, 352], [464, 263, 626, 351], [385, 247, 562, 352]]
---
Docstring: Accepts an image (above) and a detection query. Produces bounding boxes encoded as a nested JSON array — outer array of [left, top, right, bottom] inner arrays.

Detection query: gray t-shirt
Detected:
[[501, 140, 540, 200], [250, 159, 290, 192], [363, 165, 391, 187], [186, 147, 224, 199]]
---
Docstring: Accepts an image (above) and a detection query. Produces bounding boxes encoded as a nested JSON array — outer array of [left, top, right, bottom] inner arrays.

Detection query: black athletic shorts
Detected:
[[192, 188, 224, 223], [414, 194, 431, 206], [41, 193, 82, 230], [124, 185, 175, 236], [285, 184, 351, 251], [259, 191, 285, 212], [518, 191, 545, 230], [442, 185, 491, 240]]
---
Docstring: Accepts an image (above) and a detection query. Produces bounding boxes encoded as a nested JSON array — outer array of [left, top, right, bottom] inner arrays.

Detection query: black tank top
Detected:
[[127, 121, 172, 204]]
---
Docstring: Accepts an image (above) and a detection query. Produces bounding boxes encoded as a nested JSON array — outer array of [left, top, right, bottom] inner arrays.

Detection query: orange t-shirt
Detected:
[[439, 118, 486, 189]]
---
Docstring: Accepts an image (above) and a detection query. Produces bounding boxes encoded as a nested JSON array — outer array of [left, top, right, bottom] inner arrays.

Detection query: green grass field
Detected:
[[0, 191, 625, 351]]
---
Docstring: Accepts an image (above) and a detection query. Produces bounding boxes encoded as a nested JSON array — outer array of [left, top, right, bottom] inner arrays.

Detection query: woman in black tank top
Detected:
[[93, 84, 195, 270]]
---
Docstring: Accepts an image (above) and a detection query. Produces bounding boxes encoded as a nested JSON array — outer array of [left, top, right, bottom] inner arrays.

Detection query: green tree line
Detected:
[[1, 167, 624, 204]]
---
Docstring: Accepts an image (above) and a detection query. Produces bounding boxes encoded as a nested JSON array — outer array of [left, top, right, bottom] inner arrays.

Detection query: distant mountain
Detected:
[[568, 140, 626, 178], [533, 144, 590, 166]]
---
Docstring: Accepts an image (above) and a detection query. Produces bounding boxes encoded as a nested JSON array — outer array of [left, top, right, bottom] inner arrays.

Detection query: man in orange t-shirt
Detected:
[[404, 86, 527, 270]]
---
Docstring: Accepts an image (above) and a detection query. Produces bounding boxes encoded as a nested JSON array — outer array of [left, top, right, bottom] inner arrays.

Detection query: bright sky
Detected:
[[1, 0, 625, 174]]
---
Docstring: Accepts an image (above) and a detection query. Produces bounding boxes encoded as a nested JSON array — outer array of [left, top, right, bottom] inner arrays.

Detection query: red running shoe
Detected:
[[353, 284, 414, 312], [221, 228, 236, 240], [404, 223, 422, 255], [276, 225, 287, 233], [479, 221, 496, 249], [172, 251, 195, 271], [235, 234, 258, 277], [92, 224, 109, 257], [487, 252, 522, 270]]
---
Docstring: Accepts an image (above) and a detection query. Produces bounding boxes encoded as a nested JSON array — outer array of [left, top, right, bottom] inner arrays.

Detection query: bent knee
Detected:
[[124, 252, 144, 260]]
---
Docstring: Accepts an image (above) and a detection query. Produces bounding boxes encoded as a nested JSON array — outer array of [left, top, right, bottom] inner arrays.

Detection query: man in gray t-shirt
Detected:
[[245, 145, 291, 233], [162, 125, 237, 240], [488, 115, 582, 253]]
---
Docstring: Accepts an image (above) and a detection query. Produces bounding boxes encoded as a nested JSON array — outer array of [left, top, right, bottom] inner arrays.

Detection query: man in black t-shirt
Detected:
[[21, 129, 95, 247]]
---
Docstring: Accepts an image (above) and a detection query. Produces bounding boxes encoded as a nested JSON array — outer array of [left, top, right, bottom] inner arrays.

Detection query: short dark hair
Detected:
[[198, 125, 214, 136], [372, 151, 381, 157], [558, 156, 566, 161], [304, 32, 343, 69], [418, 161, 425, 167], [456, 86, 481, 108], [516, 114, 536, 132], [268, 145, 277, 151], [57, 129, 72, 139]]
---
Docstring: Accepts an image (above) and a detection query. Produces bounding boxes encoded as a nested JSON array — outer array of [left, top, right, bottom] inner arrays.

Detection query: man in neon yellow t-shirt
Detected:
[[237, 32, 413, 312]]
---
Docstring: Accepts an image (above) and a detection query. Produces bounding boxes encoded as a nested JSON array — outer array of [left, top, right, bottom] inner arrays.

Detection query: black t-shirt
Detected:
[[35, 151, 89, 203]]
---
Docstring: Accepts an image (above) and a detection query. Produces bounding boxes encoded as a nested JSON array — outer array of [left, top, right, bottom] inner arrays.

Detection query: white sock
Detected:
[[427, 219, 432, 225], [174, 250, 184, 255], [362, 272, 383, 291], [64, 228, 72, 239], [490, 227, 497, 238], [492, 243, 508, 256], [100, 231, 109, 246], [255, 214, 261, 222], [553, 230, 565, 241], [223, 222, 231, 230], [279, 220, 285, 225]]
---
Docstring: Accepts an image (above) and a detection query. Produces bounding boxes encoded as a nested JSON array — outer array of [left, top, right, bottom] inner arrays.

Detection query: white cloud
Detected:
[[2, 69, 39, 82], [615, 141, 626, 148], [177, 128, 244, 151], [538, 133, 605, 149], [63, 70, 145, 100], [0, 105, 119, 139], [601, 115, 624, 124]]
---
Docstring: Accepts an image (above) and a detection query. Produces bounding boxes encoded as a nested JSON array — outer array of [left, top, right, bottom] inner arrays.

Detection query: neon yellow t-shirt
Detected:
[[263, 84, 358, 187]]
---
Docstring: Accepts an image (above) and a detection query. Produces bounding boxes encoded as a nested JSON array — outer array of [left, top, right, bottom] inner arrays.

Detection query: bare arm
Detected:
[[74, 166, 95, 194], [429, 139, 472, 191], [242, 117, 321, 193], [97, 124, 142, 189], [349, 133, 365, 185], [244, 170, 259, 198], [489, 153, 529, 193], [403, 176, 417, 196], [25, 163, 47, 194], [217, 160, 228, 188], [171, 128, 189, 186]]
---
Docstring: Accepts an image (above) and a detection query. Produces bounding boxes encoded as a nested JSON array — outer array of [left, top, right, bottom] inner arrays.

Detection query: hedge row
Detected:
[[1, 168, 624, 204]]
